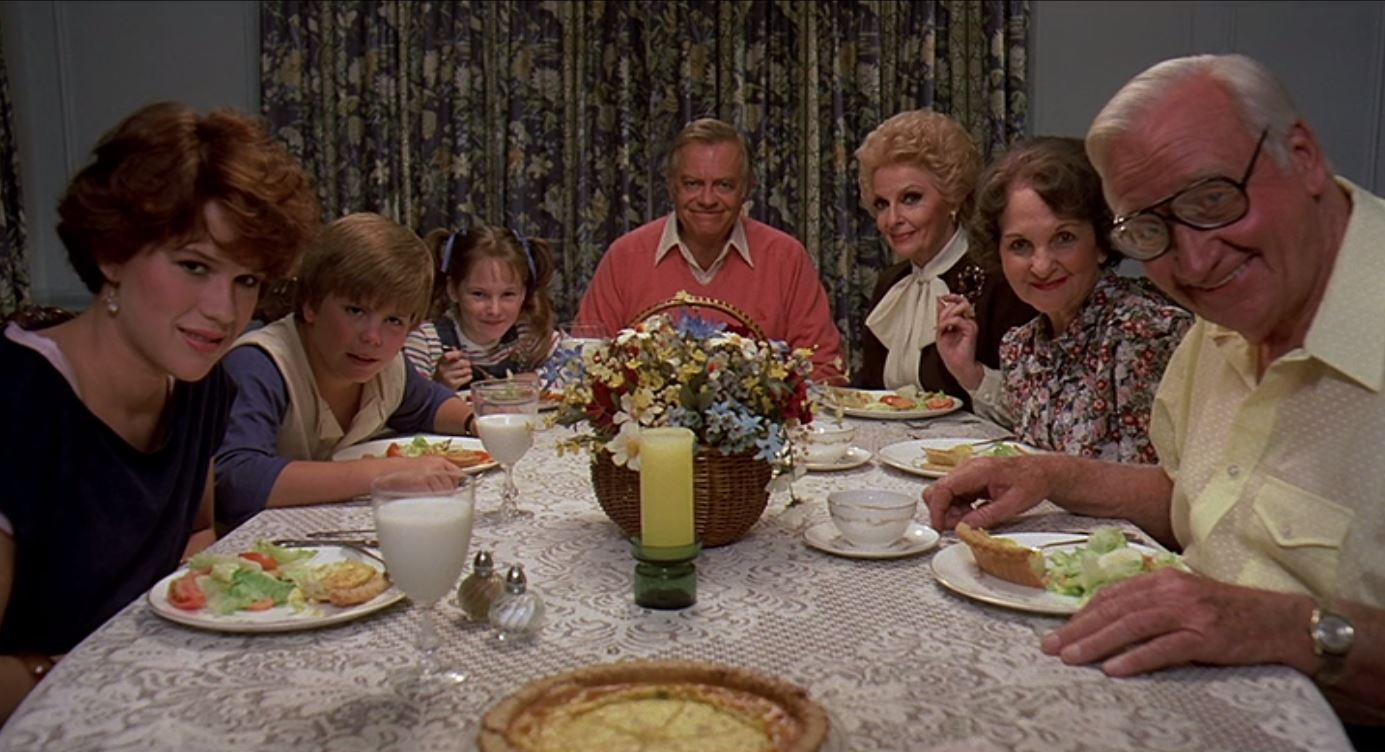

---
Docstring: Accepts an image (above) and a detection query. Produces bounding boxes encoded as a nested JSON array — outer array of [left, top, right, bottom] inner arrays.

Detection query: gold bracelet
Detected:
[[15, 652, 55, 684]]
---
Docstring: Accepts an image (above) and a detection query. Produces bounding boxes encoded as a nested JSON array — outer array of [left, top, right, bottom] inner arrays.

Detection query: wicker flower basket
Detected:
[[591, 449, 772, 548]]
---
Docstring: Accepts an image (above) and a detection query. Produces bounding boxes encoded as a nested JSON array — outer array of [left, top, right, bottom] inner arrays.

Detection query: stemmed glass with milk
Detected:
[[371, 469, 476, 693], [471, 378, 540, 523]]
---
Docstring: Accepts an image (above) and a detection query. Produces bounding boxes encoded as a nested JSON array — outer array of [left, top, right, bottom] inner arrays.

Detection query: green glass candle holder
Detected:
[[631, 538, 701, 610]]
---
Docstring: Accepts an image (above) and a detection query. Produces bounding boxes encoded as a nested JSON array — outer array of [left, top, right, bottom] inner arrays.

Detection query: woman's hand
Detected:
[[435, 348, 474, 391], [935, 294, 984, 389]]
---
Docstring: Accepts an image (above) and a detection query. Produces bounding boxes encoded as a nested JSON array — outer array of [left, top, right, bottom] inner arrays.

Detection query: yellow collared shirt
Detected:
[[1151, 178, 1385, 608]]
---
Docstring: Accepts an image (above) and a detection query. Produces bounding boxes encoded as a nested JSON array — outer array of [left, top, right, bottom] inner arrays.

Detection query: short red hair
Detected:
[[57, 101, 321, 292]]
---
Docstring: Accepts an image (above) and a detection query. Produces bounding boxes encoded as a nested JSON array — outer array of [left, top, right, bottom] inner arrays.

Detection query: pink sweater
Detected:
[[577, 216, 844, 383]]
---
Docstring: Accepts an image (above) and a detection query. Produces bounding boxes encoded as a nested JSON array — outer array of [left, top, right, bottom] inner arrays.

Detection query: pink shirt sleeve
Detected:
[[575, 244, 628, 338], [781, 246, 845, 384]]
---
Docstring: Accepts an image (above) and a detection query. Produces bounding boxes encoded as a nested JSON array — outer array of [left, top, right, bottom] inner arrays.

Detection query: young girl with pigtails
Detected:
[[403, 223, 559, 390]]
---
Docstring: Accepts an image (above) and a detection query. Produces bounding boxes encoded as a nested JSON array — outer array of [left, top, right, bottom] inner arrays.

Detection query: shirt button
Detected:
[[1228, 465, 1241, 478]]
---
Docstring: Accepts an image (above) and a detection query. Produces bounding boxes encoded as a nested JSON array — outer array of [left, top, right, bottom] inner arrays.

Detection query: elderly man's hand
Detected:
[[1041, 568, 1314, 677], [922, 455, 1052, 531]]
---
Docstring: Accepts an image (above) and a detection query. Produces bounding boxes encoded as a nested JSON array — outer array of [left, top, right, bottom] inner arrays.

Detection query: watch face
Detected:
[[1314, 613, 1355, 654]]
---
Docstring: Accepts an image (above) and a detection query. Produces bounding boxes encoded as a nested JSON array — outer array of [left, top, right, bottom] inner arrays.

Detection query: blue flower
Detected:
[[733, 411, 763, 436], [665, 406, 702, 430], [674, 313, 725, 340], [753, 431, 786, 462]]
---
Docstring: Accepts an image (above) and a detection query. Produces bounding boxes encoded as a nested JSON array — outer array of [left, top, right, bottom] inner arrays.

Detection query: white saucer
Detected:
[[803, 521, 940, 559], [804, 446, 872, 472]]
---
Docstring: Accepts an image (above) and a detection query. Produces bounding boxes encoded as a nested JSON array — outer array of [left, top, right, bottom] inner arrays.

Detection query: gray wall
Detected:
[[1032, 0, 1385, 191], [2, 0, 259, 308], [5, 1, 1385, 305]]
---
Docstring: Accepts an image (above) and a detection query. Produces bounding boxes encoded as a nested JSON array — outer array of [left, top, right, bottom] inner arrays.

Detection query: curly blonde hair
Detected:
[[855, 110, 981, 218]]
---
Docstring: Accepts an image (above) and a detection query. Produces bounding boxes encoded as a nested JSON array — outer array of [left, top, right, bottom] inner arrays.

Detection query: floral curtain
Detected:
[[261, 0, 1028, 376], [0, 22, 28, 318]]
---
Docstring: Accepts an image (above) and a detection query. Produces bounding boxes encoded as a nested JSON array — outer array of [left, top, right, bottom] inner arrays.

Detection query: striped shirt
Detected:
[[404, 309, 557, 383]]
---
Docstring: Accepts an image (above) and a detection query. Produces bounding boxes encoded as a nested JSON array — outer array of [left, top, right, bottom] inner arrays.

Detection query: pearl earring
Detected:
[[105, 289, 120, 315]]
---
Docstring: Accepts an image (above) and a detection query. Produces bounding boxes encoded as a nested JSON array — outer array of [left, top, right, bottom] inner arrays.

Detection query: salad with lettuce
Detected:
[[979, 443, 1025, 458], [1044, 527, 1186, 604], [168, 540, 338, 616]]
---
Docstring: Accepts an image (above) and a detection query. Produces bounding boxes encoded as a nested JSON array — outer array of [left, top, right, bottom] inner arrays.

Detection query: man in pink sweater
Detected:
[[576, 118, 845, 384]]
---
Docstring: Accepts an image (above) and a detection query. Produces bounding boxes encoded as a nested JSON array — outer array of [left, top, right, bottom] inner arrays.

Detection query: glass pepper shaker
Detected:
[[458, 550, 505, 622], [488, 564, 544, 642]]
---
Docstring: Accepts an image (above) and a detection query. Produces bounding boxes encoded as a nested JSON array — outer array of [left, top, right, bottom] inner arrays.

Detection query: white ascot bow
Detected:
[[865, 229, 969, 390]]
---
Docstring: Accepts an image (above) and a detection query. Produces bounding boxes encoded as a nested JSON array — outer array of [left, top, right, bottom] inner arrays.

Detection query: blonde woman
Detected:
[[855, 110, 1034, 401]]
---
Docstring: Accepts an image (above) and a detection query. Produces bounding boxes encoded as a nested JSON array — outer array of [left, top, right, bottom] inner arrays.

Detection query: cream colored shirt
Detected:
[[864, 228, 969, 390], [655, 212, 752, 285], [236, 316, 408, 461], [1151, 178, 1385, 608]]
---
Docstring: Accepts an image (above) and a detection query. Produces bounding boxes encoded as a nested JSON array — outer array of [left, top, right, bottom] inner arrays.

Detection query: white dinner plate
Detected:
[[803, 521, 940, 560], [331, 434, 499, 474], [930, 532, 1161, 615], [831, 389, 963, 421], [147, 545, 405, 633], [876, 438, 1038, 479], [803, 446, 873, 472]]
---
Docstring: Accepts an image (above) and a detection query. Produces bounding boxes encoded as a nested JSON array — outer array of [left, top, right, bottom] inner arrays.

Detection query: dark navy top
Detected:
[[213, 346, 450, 532], [0, 332, 231, 655]]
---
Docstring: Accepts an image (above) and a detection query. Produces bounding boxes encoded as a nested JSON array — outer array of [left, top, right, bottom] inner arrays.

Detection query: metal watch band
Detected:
[[1309, 607, 1353, 686]]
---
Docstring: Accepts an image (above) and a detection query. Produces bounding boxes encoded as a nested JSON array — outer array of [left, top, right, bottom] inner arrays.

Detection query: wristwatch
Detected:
[[1309, 607, 1355, 685]]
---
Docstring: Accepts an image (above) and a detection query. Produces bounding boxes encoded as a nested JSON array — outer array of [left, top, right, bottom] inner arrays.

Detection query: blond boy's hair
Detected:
[[294, 213, 433, 327]]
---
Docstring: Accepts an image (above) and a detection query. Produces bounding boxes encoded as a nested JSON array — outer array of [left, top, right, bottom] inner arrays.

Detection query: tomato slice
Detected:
[[244, 598, 276, 612], [880, 395, 914, 410], [239, 551, 278, 572], [924, 396, 955, 410], [385, 442, 404, 458], [168, 572, 207, 611]]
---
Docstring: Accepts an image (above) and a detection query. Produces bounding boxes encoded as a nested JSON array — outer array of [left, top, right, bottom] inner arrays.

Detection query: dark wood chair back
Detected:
[[3, 304, 76, 331]]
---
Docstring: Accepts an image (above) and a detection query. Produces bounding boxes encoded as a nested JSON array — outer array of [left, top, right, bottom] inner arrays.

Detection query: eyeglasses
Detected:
[[1109, 129, 1268, 260]]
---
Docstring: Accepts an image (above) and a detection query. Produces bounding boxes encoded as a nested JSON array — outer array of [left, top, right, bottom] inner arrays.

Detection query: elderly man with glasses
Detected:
[[925, 53, 1385, 734]]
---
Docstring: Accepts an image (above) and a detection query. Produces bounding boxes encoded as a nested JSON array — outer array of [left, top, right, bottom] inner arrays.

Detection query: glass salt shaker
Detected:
[[458, 550, 505, 622], [488, 564, 544, 642]]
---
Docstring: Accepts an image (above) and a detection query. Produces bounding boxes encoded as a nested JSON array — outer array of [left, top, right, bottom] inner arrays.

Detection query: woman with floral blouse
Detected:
[[935, 137, 1192, 463]]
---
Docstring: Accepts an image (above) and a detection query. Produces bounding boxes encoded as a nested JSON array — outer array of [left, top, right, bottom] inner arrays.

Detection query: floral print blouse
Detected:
[[997, 270, 1192, 463]]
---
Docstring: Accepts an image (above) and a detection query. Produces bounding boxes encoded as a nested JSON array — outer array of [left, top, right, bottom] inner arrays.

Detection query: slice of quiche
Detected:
[[955, 522, 1046, 588], [922, 443, 974, 471]]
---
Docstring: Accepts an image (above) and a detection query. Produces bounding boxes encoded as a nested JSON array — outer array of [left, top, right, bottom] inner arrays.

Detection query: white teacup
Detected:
[[827, 489, 916, 549], [800, 420, 856, 464]]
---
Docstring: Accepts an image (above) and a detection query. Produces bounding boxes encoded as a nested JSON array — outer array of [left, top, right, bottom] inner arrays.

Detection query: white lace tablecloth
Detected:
[[1, 414, 1351, 751]]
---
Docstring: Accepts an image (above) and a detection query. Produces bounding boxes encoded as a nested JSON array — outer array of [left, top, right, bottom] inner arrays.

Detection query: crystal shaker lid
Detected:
[[504, 564, 528, 594]]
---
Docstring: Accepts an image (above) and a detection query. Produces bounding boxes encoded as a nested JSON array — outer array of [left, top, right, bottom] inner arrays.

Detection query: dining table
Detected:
[[0, 410, 1354, 751]]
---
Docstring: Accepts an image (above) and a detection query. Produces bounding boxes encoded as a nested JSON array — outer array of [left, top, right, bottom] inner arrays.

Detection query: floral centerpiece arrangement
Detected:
[[548, 312, 816, 469], [545, 305, 817, 545]]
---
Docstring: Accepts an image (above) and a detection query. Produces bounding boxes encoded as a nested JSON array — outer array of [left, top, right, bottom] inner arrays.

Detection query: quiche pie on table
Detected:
[[478, 659, 830, 752], [955, 522, 1046, 588]]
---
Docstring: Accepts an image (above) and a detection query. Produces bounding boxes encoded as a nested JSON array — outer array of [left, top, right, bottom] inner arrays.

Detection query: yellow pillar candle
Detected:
[[638, 427, 696, 548]]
